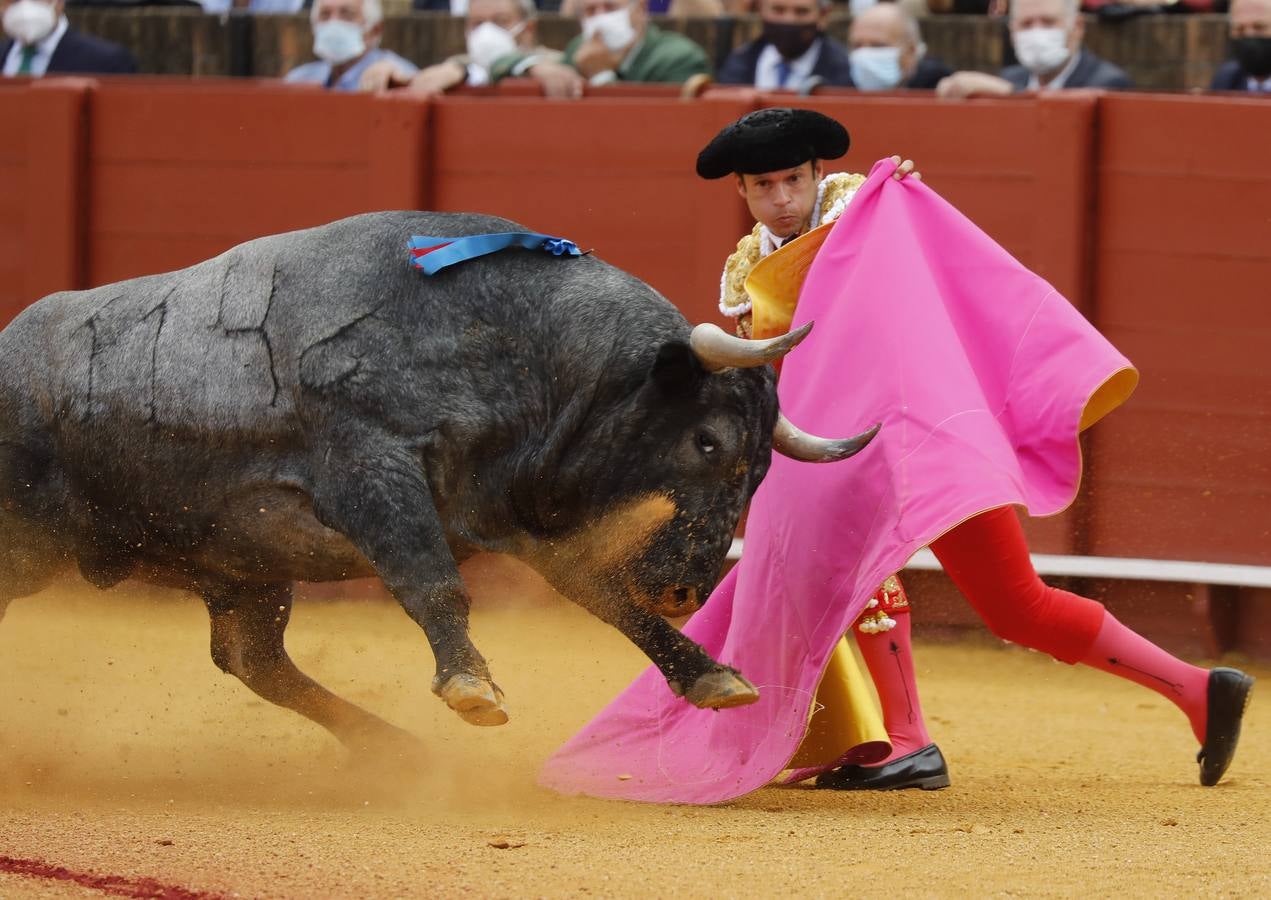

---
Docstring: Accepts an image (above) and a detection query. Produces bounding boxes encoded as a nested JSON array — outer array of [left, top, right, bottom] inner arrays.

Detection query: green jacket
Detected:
[[563, 24, 710, 84]]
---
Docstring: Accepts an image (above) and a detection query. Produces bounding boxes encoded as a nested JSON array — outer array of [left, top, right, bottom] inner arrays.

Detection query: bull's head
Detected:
[[521, 320, 877, 624], [688, 321, 880, 466]]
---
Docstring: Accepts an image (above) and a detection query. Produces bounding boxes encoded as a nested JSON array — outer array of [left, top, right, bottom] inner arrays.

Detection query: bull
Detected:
[[0, 212, 874, 750]]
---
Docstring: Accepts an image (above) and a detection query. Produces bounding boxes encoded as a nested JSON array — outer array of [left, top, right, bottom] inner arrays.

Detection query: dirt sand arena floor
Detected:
[[1, 580, 1268, 899]]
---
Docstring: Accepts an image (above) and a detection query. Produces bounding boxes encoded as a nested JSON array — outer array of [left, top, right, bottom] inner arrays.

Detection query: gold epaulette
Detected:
[[720, 223, 764, 323], [817, 172, 867, 225]]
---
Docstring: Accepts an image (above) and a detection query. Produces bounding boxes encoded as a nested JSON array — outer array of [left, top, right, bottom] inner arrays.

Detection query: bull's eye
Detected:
[[697, 432, 718, 456]]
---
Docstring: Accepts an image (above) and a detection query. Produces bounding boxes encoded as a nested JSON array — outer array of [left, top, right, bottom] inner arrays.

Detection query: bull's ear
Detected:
[[650, 340, 706, 395]]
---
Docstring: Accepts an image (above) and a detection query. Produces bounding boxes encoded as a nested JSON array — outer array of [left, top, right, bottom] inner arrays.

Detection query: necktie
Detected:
[[776, 59, 791, 88], [17, 45, 37, 76]]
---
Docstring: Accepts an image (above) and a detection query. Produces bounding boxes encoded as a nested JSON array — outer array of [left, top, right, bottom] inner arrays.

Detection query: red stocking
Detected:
[[931, 507, 1208, 741], [854, 576, 933, 762]]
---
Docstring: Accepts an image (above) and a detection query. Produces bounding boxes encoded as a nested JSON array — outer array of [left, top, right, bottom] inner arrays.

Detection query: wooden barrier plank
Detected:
[[89, 81, 368, 165], [1089, 94, 1271, 565], [86, 83, 430, 288], [429, 94, 757, 327], [366, 93, 432, 213], [0, 89, 27, 325], [23, 79, 90, 308]]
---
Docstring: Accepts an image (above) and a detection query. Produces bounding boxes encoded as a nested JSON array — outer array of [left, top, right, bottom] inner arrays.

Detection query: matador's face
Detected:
[[735, 160, 825, 240]]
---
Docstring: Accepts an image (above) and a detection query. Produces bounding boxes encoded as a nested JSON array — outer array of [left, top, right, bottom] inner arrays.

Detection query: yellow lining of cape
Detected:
[[745, 221, 835, 341]]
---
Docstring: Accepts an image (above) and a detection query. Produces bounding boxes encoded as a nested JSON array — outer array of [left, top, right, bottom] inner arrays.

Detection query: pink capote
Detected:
[[539, 159, 1136, 804]]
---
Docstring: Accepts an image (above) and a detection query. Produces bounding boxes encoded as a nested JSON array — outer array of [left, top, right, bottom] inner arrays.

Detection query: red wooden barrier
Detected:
[[428, 92, 755, 327], [1089, 93, 1271, 565], [84, 78, 432, 288], [0, 86, 28, 324], [0, 79, 92, 323]]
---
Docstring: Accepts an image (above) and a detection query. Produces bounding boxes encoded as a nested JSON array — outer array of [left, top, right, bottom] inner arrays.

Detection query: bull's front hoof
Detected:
[[684, 669, 759, 709], [434, 674, 509, 727]]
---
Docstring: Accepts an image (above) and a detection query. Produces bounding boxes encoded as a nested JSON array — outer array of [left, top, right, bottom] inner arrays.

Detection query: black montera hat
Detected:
[[695, 108, 850, 180]]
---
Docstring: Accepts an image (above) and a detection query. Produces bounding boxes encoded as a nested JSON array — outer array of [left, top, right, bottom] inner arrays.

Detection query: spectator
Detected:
[[847, 3, 952, 90], [362, 0, 583, 98], [562, 0, 711, 85], [1211, 0, 1271, 93], [284, 0, 417, 92], [1, 0, 136, 76], [936, 0, 1133, 97], [716, 0, 852, 89]]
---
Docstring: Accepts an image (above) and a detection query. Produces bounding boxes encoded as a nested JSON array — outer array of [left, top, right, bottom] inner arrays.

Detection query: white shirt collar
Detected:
[[755, 38, 823, 91], [1027, 47, 1081, 91], [4, 15, 68, 77]]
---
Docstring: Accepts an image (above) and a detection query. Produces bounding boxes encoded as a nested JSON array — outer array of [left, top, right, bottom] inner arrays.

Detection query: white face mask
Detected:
[[848, 46, 903, 91], [1012, 26, 1071, 75], [582, 6, 636, 53], [312, 19, 366, 66], [3, 0, 57, 46], [466, 20, 524, 71]]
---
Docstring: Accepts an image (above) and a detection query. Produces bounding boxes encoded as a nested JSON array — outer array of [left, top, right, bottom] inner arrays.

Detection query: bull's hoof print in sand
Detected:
[[685, 670, 760, 709], [436, 674, 509, 726]]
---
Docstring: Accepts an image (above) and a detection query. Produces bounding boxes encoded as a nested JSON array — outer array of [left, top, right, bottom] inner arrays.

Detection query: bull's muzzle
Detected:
[[689, 321, 882, 464], [652, 585, 701, 618]]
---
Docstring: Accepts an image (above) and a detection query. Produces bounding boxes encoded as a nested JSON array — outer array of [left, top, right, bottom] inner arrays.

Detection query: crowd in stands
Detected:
[[3, 0, 1270, 94]]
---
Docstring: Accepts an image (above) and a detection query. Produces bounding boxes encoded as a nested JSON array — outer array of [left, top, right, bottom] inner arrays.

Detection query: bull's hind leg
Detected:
[[202, 580, 418, 752], [308, 441, 505, 727]]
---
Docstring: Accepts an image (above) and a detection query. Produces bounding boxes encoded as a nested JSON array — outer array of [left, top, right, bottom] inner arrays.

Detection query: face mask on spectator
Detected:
[[1012, 27, 1070, 75], [761, 21, 821, 60], [466, 20, 524, 71], [1233, 36, 1271, 78], [582, 6, 636, 52], [313, 19, 366, 65], [3, 0, 57, 46], [849, 46, 903, 90]]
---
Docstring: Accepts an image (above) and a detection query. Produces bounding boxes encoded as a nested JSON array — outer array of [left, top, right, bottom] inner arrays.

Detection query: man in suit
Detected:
[[716, 0, 853, 90], [2, 0, 136, 76], [1211, 0, 1271, 93], [935, 0, 1133, 98], [846, 2, 952, 90]]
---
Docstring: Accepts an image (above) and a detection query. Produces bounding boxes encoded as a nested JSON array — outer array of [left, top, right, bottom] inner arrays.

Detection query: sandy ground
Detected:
[[1, 581, 1268, 899]]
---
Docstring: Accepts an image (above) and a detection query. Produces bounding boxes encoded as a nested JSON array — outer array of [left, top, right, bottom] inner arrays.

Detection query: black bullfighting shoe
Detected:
[[1198, 667, 1255, 787], [815, 743, 950, 791]]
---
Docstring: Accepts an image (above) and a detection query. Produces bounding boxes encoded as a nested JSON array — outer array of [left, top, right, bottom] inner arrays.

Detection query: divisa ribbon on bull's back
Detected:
[[408, 232, 583, 275]]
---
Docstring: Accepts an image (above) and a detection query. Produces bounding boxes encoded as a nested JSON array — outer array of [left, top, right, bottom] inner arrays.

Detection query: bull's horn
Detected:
[[689, 321, 813, 372], [774, 415, 880, 463]]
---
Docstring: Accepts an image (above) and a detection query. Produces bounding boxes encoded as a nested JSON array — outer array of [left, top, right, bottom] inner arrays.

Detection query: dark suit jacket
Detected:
[[1000, 48, 1132, 90], [716, 35, 854, 87], [717, 38, 952, 91], [2, 28, 138, 75], [1210, 60, 1266, 91]]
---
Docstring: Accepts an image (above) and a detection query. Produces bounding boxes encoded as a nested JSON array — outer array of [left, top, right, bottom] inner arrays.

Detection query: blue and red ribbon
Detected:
[[408, 232, 582, 275]]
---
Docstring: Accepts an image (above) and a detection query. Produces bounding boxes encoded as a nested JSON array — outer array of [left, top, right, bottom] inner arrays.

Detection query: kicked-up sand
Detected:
[[0, 575, 1267, 898]]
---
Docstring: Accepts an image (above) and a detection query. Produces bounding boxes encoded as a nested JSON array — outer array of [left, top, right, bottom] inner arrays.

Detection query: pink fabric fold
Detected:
[[539, 159, 1135, 805]]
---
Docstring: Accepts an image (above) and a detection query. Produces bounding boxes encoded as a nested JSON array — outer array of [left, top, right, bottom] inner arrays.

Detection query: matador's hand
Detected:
[[889, 155, 922, 182]]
